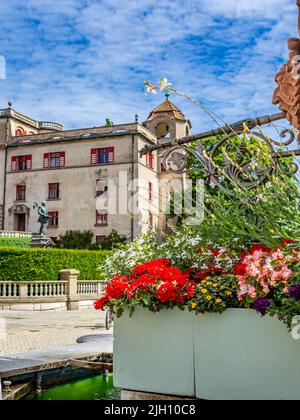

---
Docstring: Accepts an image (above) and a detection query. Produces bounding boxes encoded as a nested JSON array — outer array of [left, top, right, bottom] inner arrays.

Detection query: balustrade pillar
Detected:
[[19, 283, 28, 298], [60, 269, 80, 311]]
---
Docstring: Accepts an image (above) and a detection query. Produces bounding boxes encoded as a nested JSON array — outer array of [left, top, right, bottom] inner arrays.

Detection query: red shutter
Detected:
[[43, 153, 50, 169], [22, 131, 27, 136], [11, 156, 17, 171], [108, 147, 114, 163], [151, 153, 155, 169], [59, 151, 65, 167], [91, 148, 98, 165], [26, 155, 32, 170]]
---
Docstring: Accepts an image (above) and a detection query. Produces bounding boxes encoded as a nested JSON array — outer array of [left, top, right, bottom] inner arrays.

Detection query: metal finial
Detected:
[[165, 93, 170, 100], [135, 114, 138, 123], [8, 101, 12, 108]]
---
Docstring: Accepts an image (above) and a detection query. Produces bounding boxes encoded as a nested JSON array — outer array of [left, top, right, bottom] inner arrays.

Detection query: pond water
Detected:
[[23, 373, 120, 401]]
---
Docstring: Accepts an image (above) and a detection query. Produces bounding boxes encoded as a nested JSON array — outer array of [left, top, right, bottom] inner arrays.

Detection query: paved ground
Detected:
[[0, 310, 108, 356], [0, 336, 114, 379]]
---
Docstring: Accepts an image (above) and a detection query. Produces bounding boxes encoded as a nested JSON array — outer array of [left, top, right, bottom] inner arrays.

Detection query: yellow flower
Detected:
[[206, 295, 212, 301], [207, 282, 212, 286], [191, 303, 197, 309], [213, 283, 218, 288], [225, 291, 232, 296], [216, 299, 222, 304], [220, 286, 225, 289], [201, 289, 208, 294]]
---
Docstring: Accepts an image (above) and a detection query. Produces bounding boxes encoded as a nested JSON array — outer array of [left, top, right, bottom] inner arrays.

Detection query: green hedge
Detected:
[[0, 247, 111, 281], [0, 237, 31, 248]]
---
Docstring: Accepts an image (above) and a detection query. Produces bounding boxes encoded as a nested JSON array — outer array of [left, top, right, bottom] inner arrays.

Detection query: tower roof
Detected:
[[146, 99, 187, 122]]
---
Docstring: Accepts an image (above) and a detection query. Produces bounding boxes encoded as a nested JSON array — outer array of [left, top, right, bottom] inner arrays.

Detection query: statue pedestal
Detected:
[[30, 235, 55, 248]]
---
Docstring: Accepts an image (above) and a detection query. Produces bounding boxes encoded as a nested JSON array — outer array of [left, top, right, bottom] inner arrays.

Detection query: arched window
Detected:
[[15, 127, 27, 137], [155, 122, 170, 139]]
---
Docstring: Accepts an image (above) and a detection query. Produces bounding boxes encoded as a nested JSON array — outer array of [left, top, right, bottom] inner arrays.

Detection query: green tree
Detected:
[[105, 118, 114, 127]]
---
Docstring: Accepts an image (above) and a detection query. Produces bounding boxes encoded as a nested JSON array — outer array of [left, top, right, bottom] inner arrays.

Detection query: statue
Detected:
[[37, 201, 49, 235]]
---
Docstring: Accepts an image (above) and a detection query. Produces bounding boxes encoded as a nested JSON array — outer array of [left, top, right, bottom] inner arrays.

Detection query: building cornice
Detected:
[[0, 108, 63, 131], [8, 124, 157, 148]]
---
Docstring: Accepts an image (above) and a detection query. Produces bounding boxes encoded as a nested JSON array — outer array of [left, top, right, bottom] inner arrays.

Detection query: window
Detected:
[[15, 128, 27, 137], [148, 182, 153, 201], [48, 212, 59, 228], [96, 235, 106, 244], [16, 185, 26, 201], [96, 180, 108, 197], [43, 152, 65, 169], [91, 147, 114, 165], [161, 162, 167, 173], [146, 152, 155, 169], [48, 183, 60, 200], [11, 155, 32, 171], [148, 212, 153, 229], [155, 122, 170, 139], [96, 210, 108, 226]]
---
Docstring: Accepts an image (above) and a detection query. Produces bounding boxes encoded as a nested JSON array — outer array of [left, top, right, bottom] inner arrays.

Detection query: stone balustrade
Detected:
[[0, 269, 106, 311], [0, 230, 32, 239]]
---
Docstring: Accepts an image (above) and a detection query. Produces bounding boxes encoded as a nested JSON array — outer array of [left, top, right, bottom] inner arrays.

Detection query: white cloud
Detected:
[[0, 0, 297, 134]]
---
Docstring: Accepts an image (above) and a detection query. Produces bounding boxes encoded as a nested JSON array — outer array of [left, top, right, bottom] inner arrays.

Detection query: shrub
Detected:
[[0, 237, 31, 248], [58, 230, 94, 249], [0, 247, 111, 281], [99, 230, 127, 251]]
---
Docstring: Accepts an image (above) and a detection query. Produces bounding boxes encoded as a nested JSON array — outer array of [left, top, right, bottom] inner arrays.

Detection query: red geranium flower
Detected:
[[282, 239, 294, 248], [209, 248, 221, 257], [94, 296, 109, 311], [249, 244, 272, 255], [233, 263, 247, 276]]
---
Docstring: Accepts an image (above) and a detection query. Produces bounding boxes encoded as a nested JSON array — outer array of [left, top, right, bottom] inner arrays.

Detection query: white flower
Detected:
[[144, 81, 158, 95], [256, 194, 268, 203], [159, 78, 172, 91], [209, 181, 216, 189]]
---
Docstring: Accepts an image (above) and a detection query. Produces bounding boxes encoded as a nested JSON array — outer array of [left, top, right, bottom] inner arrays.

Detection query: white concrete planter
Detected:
[[114, 307, 195, 397], [114, 308, 300, 400]]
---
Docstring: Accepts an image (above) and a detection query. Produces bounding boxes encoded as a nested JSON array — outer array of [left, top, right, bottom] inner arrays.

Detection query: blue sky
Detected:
[[0, 0, 297, 133]]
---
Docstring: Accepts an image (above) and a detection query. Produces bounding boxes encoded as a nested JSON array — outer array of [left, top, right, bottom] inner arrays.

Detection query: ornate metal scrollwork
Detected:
[[252, 128, 299, 175], [161, 127, 299, 197]]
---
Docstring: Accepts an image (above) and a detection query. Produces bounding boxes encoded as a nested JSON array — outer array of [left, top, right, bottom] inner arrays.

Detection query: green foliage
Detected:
[[0, 247, 111, 281], [58, 230, 126, 251], [0, 237, 31, 248], [195, 173, 300, 249], [105, 118, 114, 127], [99, 230, 127, 250], [168, 133, 300, 248], [59, 230, 94, 250]]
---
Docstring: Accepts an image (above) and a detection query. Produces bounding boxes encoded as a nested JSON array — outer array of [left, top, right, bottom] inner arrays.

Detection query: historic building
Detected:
[[0, 99, 191, 243]]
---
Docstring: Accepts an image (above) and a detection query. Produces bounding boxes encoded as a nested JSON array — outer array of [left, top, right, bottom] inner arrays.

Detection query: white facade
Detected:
[[0, 99, 191, 242]]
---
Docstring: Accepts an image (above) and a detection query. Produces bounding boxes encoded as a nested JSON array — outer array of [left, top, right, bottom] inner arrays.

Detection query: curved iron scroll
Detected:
[[161, 128, 299, 197]]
